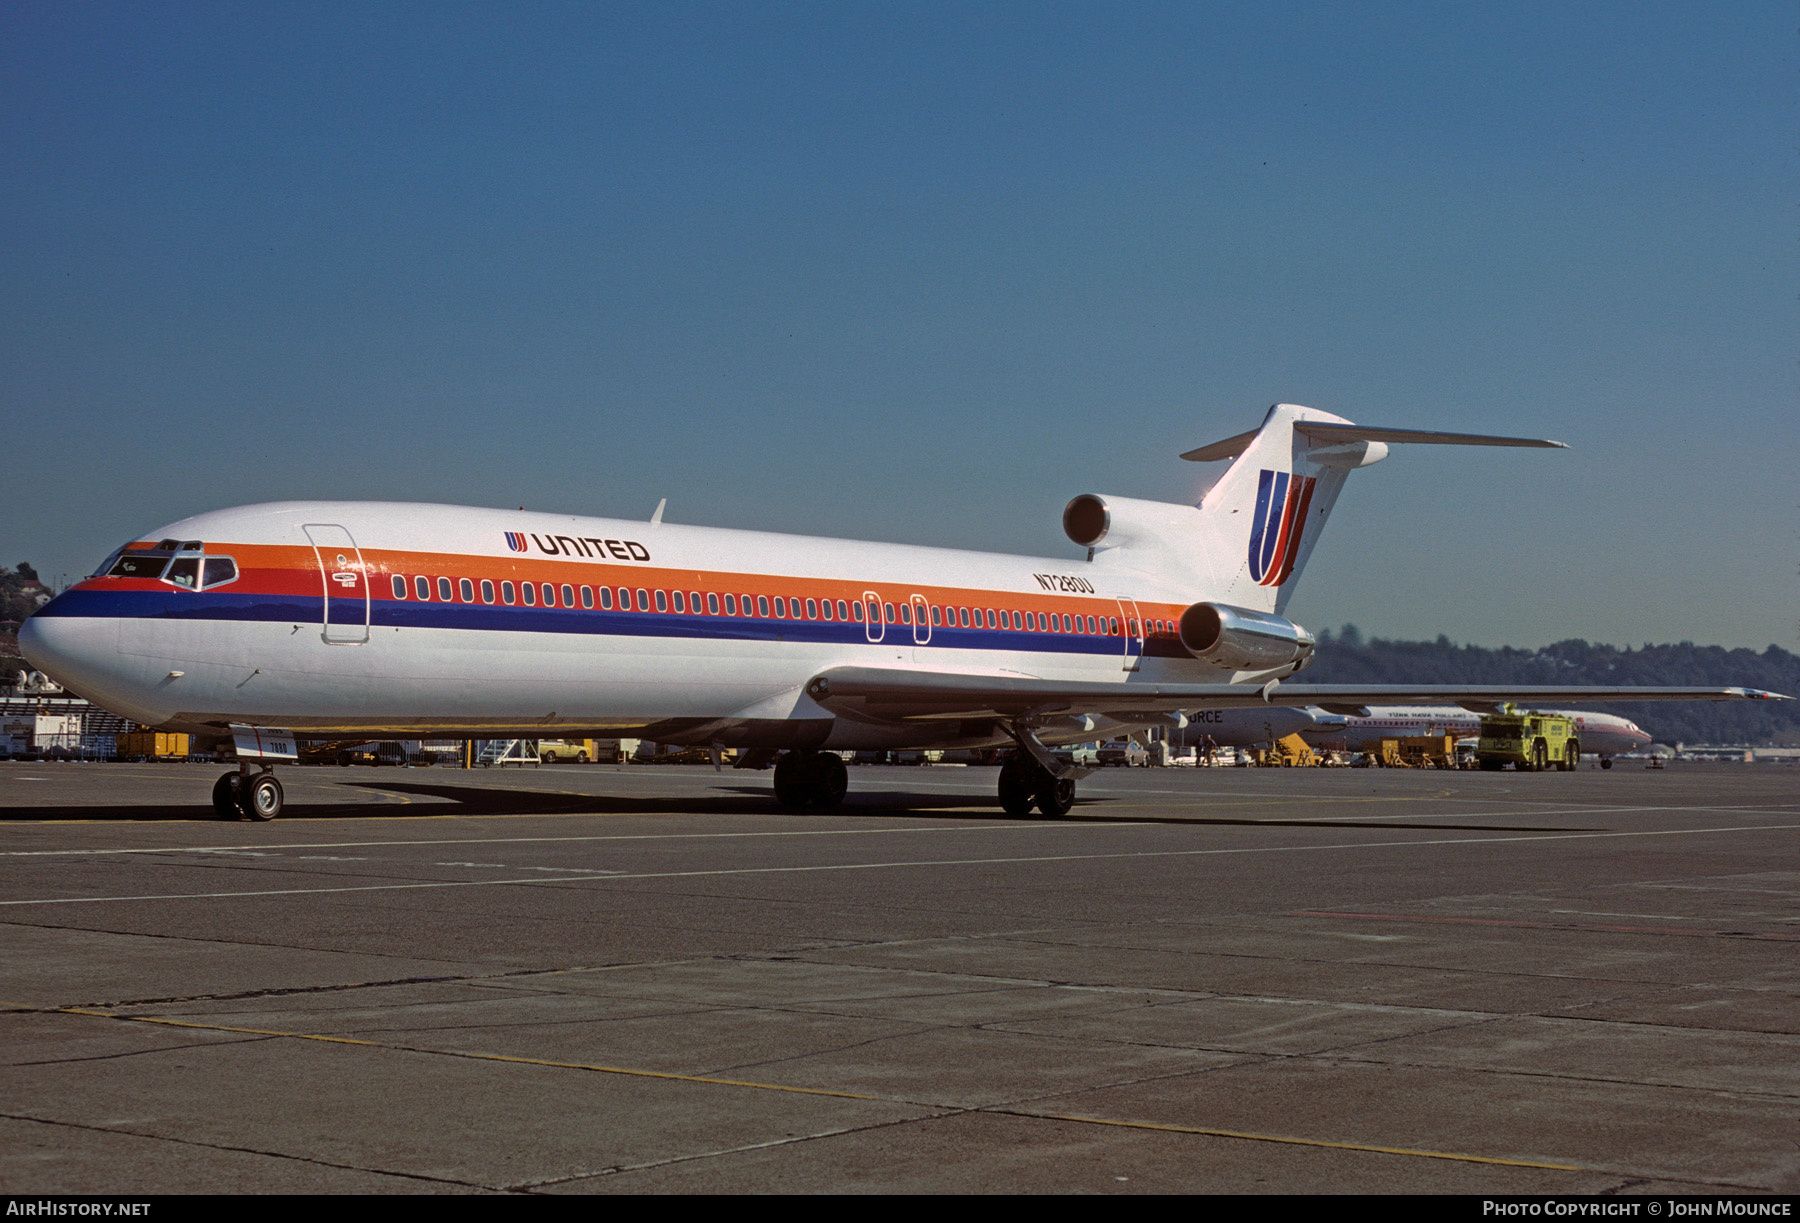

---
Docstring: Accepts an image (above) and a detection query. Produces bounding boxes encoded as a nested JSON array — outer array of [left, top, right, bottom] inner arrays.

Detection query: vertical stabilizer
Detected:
[[1192, 404, 1368, 614]]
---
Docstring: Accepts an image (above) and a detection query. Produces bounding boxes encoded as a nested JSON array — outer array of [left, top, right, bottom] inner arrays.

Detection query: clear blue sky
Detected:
[[4, 2, 1794, 648]]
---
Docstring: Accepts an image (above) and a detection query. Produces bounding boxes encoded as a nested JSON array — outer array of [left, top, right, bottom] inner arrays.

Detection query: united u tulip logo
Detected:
[[1247, 470, 1315, 587]]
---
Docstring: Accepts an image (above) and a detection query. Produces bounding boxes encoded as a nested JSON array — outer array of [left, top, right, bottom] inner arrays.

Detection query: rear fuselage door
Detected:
[[910, 594, 931, 646], [1116, 597, 1143, 671], [862, 591, 885, 643], [302, 523, 370, 644]]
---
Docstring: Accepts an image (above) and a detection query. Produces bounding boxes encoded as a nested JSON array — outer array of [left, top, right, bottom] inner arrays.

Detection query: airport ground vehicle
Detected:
[[1477, 712, 1578, 771], [1372, 733, 1459, 768], [1255, 733, 1317, 767], [333, 740, 411, 767], [537, 739, 594, 763], [21, 403, 1784, 820], [1097, 738, 1150, 767], [115, 731, 190, 760]]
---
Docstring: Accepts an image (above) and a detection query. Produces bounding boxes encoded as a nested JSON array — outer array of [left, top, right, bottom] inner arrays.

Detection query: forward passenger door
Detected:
[[302, 523, 370, 645]]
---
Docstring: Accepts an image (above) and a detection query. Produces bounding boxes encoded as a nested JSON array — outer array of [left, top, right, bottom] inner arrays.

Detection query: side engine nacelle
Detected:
[[1179, 602, 1315, 674]]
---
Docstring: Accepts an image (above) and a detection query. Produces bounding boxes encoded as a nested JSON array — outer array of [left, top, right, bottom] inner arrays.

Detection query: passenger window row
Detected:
[[384, 574, 1172, 637]]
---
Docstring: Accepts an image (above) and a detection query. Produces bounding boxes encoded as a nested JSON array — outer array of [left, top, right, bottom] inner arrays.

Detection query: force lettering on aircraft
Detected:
[[1190, 709, 1226, 723], [518, 533, 652, 562], [1032, 573, 1096, 594]]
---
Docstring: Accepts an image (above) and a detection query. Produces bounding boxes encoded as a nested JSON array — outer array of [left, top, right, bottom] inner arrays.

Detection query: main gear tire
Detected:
[[773, 751, 814, 808], [1035, 776, 1075, 817], [997, 756, 1035, 817], [812, 752, 848, 810]]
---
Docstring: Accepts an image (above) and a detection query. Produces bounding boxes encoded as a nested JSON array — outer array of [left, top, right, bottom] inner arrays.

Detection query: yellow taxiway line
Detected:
[[7, 1001, 1590, 1172]]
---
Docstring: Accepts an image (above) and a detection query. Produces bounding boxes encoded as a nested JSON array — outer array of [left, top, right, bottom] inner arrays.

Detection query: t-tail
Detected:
[[1061, 403, 1565, 677]]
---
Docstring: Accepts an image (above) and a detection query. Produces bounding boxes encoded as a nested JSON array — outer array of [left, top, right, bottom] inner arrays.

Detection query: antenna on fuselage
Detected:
[[650, 498, 666, 526]]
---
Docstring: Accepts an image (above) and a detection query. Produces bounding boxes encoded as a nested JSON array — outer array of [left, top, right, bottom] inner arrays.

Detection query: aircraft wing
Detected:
[[804, 667, 1787, 723]]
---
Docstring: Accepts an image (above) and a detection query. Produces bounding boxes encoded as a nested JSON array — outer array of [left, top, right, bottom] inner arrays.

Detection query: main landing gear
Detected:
[[998, 754, 1076, 817], [773, 750, 849, 810], [212, 764, 284, 821], [995, 720, 1086, 817]]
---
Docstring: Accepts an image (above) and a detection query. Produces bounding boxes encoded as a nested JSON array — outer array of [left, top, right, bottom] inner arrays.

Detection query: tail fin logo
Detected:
[[1247, 469, 1316, 587]]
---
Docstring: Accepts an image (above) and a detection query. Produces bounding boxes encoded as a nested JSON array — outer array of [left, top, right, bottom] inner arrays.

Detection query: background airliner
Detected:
[[20, 404, 1780, 820], [1176, 705, 1648, 764], [1300, 706, 1651, 764]]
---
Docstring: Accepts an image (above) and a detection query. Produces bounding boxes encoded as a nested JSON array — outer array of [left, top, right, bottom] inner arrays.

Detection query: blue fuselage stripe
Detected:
[[34, 588, 1173, 658]]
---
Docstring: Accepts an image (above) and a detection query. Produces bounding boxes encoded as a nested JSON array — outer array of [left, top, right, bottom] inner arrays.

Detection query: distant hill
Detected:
[[1, 564, 51, 671], [1304, 628, 1800, 746]]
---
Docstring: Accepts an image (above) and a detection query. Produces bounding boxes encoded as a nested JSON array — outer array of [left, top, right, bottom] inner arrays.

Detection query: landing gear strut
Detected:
[[773, 750, 849, 810], [998, 754, 1076, 817], [212, 764, 284, 821]]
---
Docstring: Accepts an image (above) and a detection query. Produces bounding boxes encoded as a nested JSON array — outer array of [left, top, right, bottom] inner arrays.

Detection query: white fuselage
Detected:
[[22, 500, 1242, 750]]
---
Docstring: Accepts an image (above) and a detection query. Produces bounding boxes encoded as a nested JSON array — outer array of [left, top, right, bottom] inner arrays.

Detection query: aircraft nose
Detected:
[[19, 611, 176, 726], [18, 612, 105, 692]]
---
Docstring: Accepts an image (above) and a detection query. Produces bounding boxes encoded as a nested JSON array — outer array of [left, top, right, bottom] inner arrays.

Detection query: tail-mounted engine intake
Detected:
[[1062, 493, 1200, 552], [1062, 494, 1111, 546], [1179, 602, 1315, 673]]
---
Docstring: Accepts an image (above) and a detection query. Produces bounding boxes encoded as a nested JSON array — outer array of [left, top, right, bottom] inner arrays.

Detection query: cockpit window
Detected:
[[163, 557, 201, 589], [201, 557, 238, 589], [108, 551, 172, 579]]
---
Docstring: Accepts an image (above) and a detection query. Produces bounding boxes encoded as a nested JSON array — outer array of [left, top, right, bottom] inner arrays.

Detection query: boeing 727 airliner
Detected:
[[20, 403, 1782, 819]]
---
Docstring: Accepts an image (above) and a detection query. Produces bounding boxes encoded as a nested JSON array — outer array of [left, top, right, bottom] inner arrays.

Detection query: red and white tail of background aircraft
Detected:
[[20, 403, 1784, 820]]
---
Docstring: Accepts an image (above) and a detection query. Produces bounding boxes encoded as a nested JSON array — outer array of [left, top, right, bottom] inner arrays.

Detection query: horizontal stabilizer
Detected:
[[1181, 419, 1566, 461], [1292, 422, 1567, 450], [1179, 428, 1262, 463]]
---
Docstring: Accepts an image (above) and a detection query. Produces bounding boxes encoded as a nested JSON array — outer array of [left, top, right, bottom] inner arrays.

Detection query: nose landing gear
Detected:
[[212, 765, 285, 821]]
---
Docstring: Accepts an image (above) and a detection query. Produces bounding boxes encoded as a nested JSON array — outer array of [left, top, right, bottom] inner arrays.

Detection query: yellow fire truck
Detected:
[[1476, 710, 1578, 772]]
